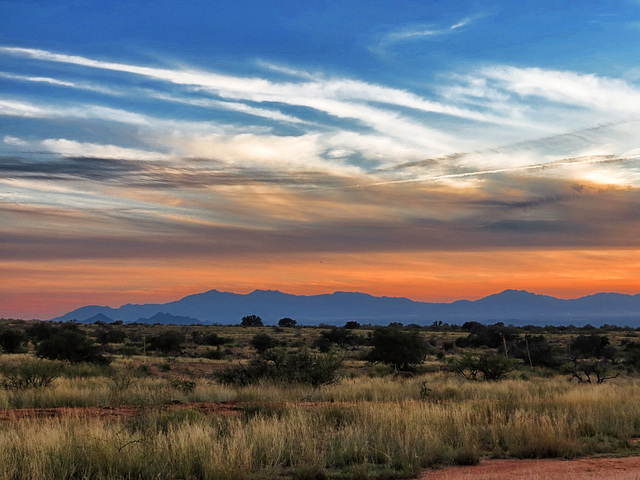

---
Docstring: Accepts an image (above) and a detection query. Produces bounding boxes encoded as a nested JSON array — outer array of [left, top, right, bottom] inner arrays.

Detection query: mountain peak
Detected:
[[50, 288, 640, 327], [499, 289, 533, 295]]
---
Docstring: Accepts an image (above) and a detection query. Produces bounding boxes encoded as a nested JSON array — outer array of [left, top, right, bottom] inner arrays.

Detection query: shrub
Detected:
[[278, 317, 297, 327], [0, 360, 61, 389], [25, 321, 56, 342], [451, 353, 513, 381], [204, 346, 226, 359], [215, 348, 343, 387], [241, 315, 263, 327], [95, 327, 127, 345], [0, 328, 28, 353], [570, 334, 616, 360], [456, 323, 518, 349], [366, 327, 430, 371], [36, 328, 110, 364], [314, 327, 362, 350], [250, 333, 279, 353], [509, 335, 564, 368], [475, 353, 514, 381], [203, 332, 231, 346], [148, 331, 185, 354], [565, 334, 620, 383], [170, 378, 197, 394]]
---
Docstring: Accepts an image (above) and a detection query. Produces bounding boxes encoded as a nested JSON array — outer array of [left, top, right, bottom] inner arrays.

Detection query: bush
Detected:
[[366, 327, 430, 371], [456, 323, 518, 349], [565, 334, 620, 383], [570, 334, 616, 360], [203, 332, 231, 346], [0, 360, 61, 389], [0, 328, 28, 353], [241, 315, 263, 327], [509, 335, 564, 368], [314, 327, 362, 350], [148, 331, 185, 354], [278, 317, 297, 327], [215, 348, 343, 387], [204, 346, 225, 360], [36, 327, 110, 364], [25, 321, 57, 342], [451, 353, 513, 381], [95, 327, 127, 345], [250, 333, 279, 353]]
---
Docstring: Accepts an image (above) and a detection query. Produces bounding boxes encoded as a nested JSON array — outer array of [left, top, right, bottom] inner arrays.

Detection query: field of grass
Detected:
[[1, 319, 640, 479]]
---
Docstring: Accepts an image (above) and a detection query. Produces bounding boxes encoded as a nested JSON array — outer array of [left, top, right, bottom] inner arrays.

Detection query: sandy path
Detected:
[[419, 457, 640, 480]]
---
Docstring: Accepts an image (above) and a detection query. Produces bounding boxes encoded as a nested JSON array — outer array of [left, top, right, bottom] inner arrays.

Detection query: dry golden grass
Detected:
[[1, 374, 640, 479]]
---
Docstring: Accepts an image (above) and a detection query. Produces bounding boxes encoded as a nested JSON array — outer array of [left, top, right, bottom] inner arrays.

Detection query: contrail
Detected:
[[308, 153, 640, 191], [363, 154, 636, 186]]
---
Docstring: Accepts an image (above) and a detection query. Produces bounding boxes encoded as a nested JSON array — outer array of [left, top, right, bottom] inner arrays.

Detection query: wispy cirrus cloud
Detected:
[[370, 15, 482, 56], [384, 16, 476, 42], [3, 45, 640, 268], [442, 66, 640, 133], [3, 45, 640, 186], [0, 46, 509, 153]]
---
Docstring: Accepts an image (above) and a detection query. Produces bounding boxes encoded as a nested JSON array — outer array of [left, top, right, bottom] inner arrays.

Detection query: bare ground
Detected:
[[419, 456, 640, 480], [0, 400, 359, 421], [0, 401, 243, 420]]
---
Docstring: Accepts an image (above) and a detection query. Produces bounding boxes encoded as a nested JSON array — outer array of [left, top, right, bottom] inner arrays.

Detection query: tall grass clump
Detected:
[[2, 378, 640, 480]]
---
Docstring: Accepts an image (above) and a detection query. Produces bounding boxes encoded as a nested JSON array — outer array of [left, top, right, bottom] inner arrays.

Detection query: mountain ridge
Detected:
[[49, 288, 640, 326]]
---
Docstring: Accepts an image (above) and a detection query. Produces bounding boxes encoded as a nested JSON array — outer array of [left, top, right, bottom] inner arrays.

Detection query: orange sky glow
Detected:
[[4, 248, 640, 319]]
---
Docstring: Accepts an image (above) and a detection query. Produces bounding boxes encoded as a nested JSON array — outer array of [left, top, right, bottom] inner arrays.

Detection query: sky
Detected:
[[2, 0, 640, 319]]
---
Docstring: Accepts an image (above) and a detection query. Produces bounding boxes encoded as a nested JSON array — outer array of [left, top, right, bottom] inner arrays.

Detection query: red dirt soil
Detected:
[[0, 401, 243, 420], [0, 401, 356, 421], [419, 456, 640, 480]]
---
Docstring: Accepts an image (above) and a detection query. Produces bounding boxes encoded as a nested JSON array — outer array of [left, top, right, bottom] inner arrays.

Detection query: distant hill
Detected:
[[49, 288, 640, 326], [81, 312, 116, 324], [134, 312, 202, 325]]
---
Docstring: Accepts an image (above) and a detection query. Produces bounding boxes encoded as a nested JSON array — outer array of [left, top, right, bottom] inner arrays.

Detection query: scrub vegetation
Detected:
[[1, 317, 640, 479]]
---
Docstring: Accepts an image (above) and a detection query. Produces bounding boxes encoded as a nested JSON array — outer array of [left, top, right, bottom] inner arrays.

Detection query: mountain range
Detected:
[[49, 289, 640, 326]]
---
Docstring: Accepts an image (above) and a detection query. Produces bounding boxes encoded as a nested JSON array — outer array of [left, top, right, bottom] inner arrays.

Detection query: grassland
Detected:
[[0, 319, 640, 479]]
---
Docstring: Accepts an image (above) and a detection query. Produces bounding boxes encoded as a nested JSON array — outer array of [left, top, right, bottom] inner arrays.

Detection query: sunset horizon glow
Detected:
[[2, 1, 640, 320]]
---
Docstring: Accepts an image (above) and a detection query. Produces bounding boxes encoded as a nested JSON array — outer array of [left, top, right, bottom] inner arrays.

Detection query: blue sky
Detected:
[[2, 0, 640, 318]]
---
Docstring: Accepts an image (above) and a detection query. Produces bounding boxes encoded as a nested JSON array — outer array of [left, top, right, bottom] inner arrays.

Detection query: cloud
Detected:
[[9, 46, 640, 178], [0, 46, 505, 154], [481, 66, 640, 113], [3, 45, 640, 276], [40, 139, 170, 161], [384, 17, 475, 42], [370, 15, 481, 56], [0, 71, 76, 87], [441, 67, 640, 138]]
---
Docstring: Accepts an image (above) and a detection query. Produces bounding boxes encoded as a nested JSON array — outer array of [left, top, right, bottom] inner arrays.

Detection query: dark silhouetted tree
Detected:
[[36, 328, 109, 364], [0, 328, 28, 353], [26, 321, 56, 343], [451, 353, 513, 381], [215, 348, 343, 387], [250, 333, 278, 353], [565, 334, 619, 383], [148, 331, 185, 354], [366, 327, 430, 371], [278, 317, 297, 327], [241, 315, 263, 327]]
